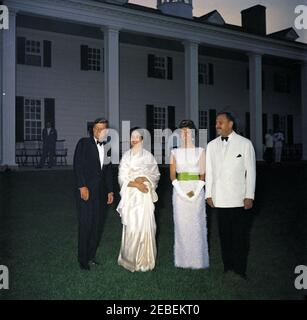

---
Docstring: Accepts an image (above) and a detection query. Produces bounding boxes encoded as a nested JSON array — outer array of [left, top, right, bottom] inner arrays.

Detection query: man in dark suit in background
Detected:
[[73, 118, 114, 271], [37, 122, 57, 168]]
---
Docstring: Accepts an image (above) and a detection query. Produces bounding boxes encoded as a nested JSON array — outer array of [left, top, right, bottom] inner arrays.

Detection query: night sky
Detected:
[[131, 0, 307, 44]]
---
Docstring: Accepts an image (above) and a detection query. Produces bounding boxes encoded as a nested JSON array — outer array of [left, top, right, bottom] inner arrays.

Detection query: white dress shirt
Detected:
[[221, 131, 235, 156], [94, 138, 105, 169], [265, 134, 274, 148]]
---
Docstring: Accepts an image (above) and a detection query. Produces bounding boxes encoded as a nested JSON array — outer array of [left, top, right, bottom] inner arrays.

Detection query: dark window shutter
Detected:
[[146, 104, 154, 151], [80, 45, 89, 71], [168, 106, 175, 131], [16, 96, 24, 142], [246, 68, 250, 90], [208, 63, 214, 85], [167, 57, 173, 80], [262, 113, 267, 144], [245, 112, 250, 139], [146, 104, 154, 133], [147, 54, 155, 78], [273, 114, 279, 132], [198, 73, 204, 84], [17, 37, 26, 65], [44, 98, 55, 127], [287, 115, 293, 145], [43, 40, 52, 67], [262, 71, 265, 91], [209, 109, 216, 141]]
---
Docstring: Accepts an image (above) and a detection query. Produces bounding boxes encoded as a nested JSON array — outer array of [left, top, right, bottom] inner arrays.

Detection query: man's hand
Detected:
[[206, 197, 215, 208], [136, 182, 149, 193], [244, 198, 254, 210], [79, 187, 89, 201], [107, 192, 114, 205]]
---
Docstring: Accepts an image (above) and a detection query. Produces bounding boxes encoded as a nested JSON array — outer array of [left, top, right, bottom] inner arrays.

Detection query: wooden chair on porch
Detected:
[[23, 140, 41, 166], [55, 140, 68, 165]]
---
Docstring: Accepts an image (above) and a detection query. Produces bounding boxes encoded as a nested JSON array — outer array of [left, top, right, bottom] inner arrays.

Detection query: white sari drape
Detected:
[[117, 148, 160, 272]]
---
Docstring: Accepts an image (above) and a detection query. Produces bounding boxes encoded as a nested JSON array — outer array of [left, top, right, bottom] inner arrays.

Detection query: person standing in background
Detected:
[[264, 129, 274, 165], [37, 122, 57, 169], [274, 130, 284, 164]]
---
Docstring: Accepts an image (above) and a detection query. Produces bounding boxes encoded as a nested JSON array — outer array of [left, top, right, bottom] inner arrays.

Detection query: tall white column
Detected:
[[249, 53, 263, 161], [0, 24, 3, 165], [183, 41, 199, 127], [301, 62, 307, 161], [1, 9, 17, 167], [103, 27, 120, 132]]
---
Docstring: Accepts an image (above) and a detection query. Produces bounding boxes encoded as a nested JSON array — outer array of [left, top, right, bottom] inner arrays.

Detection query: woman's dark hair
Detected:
[[130, 127, 143, 140], [178, 119, 196, 130], [216, 112, 237, 131]]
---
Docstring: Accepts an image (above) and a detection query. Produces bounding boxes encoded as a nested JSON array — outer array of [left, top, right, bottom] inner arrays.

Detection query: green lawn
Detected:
[[0, 164, 306, 300]]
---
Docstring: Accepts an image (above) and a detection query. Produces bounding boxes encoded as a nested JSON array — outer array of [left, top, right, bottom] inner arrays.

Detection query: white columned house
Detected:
[[248, 53, 263, 160], [184, 40, 199, 127], [103, 26, 120, 132], [0, 0, 306, 167], [301, 62, 307, 160], [2, 8, 17, 167]]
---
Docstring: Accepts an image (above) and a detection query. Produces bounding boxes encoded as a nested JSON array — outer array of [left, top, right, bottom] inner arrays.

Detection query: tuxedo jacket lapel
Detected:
[[223, 136, 235, 163], [222, 133, 242, 171], [90, 137, 102, 172], [218, 132, 237, 177]]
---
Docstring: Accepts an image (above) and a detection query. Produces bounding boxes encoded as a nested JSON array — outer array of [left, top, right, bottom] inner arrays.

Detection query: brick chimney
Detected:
[[241, 5, 266, 35]]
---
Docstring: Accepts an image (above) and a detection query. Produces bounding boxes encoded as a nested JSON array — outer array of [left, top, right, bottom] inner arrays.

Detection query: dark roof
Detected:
[[21, 1, 300, 47], [268, 28, 299, 41], [122, 2, 162, 14], [122, 3, 244, 32], [109, 2, 306, 45], [196, 10, 225, 25], [198, 10, 219, 20]]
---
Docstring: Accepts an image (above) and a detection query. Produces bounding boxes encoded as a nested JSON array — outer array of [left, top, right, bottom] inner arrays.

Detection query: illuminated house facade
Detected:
[[0, 0, 306, 166]]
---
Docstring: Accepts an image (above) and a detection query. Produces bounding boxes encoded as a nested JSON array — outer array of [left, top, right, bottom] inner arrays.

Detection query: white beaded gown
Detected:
[[171, 147, 209, 269]]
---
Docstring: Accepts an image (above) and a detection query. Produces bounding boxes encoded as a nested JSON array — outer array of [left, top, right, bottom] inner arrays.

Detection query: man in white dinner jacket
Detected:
[[205, 112, 256, 280]]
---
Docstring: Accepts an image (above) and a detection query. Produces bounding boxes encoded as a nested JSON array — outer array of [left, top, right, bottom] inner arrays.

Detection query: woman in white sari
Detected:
[[170, 120, 209, 269], [117, 128, 160, 272]]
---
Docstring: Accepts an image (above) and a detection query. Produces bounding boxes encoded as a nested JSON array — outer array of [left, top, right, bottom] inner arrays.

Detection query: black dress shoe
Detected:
[[235, 272, 248, 280], [240, 274, 248, 281], [80, 264, 90, 271]]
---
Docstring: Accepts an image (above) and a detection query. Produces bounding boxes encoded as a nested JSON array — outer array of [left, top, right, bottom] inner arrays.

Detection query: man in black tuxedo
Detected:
[[73, 118, 114, 271], [37, 122, 57, 168]]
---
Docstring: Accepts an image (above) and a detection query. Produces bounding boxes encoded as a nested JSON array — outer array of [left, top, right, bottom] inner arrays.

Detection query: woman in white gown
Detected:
[[117, 128, 160, 272], [170, 120, 209, 269]]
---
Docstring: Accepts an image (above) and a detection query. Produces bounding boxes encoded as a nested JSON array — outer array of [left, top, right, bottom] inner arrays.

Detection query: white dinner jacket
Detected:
[[205, 131, 256, 208]]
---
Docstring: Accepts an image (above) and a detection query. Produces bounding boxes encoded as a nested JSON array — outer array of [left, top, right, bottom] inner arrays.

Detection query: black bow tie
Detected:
[[97, 140, 105, 146], [221, 136, 229, 142]]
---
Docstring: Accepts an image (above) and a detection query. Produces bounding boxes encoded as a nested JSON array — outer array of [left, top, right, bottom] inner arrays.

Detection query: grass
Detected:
[[0, 164, 306, 300]]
